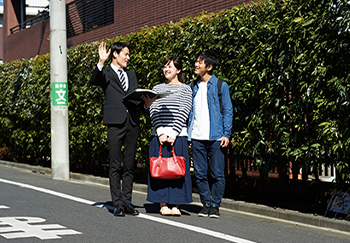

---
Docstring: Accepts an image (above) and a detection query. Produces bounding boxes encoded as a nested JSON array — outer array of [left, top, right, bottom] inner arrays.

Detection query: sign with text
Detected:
[[328, 192, 350, 214], [52, 82, 68, 106]]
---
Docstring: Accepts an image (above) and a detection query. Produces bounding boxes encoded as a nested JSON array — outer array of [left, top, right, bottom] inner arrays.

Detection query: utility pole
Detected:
[[50, 0, 69, 180]]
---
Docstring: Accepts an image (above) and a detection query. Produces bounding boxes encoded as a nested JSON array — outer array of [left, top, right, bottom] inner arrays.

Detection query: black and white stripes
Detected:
[[150, 83, 192, 139], [118, 69, 127, 92]]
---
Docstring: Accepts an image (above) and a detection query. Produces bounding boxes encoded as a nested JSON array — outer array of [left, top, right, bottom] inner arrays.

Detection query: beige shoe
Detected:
[[160, 206, 172, 216], [171, 207, 181, 216]]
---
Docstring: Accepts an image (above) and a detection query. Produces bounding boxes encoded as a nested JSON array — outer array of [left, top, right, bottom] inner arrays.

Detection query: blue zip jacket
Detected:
[[187, 75, 233, 141]]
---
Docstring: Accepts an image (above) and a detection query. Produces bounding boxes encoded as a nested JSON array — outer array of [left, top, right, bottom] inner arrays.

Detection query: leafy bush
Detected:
[[0, 0, 349, 186]]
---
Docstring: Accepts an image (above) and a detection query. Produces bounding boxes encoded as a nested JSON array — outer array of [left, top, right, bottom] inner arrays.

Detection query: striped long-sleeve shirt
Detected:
[[150, 83, 192, 139]]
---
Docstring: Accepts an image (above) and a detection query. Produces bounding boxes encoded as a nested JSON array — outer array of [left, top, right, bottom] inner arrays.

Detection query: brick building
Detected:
[[2, 0, 250, 63], [0, 0, 49, 63]]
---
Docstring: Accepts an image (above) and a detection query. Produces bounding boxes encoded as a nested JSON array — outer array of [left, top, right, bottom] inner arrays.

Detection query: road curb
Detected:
[[1, 160, 349, 233]]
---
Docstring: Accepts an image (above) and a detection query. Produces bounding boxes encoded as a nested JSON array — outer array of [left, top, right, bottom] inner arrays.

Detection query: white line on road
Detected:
[[137, 213, 256, 243], [0, 178, 256, 243]]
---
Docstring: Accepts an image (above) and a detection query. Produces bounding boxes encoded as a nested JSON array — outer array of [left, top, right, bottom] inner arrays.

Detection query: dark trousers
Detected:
[[107, 114, 139, 207], [192, 140, 225, 207]]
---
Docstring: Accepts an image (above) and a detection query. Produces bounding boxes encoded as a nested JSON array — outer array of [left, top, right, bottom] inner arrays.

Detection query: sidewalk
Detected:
[[1, 160, 349, 233]]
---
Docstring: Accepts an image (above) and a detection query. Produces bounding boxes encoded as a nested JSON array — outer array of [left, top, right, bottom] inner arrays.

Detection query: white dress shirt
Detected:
[[97, 63, 129, 91]]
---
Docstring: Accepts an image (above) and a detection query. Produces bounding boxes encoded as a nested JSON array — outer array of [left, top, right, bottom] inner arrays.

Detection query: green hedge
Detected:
[[0, 0, 349, 183]]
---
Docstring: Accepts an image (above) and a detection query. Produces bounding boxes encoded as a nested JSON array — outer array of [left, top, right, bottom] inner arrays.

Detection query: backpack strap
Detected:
[[217, 78, 223, 114], [190, 81, 195, 91]]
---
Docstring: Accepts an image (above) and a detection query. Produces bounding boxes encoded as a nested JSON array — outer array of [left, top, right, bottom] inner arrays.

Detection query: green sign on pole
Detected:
[[52, 82, 68, 106]]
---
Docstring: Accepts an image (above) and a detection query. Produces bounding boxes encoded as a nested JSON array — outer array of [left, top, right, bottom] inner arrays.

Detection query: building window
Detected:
[[66, 0, 114, 38]]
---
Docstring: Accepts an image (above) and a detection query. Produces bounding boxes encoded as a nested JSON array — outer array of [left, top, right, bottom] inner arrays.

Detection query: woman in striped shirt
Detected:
[[144, 56, 193, 216]]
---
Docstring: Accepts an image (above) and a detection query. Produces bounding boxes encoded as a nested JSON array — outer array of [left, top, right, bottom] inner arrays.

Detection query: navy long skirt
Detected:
[[147, 136, 193, 205]]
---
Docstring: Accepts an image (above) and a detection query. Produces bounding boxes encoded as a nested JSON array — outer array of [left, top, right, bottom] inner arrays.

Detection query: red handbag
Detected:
[[150, 145, 186, 180]]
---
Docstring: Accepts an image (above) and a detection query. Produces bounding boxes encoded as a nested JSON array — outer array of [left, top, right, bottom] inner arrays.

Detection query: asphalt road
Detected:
[[1, 166, 349, 243]]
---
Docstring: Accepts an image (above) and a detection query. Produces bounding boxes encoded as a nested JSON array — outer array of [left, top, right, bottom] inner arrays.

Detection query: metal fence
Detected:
[[10, 10, 49, 34], [10, 0, 114, 38], [66, 0, 114, 38]]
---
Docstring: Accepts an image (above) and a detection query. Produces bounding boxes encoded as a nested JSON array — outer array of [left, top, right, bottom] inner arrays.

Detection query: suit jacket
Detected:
[[90, 65, 143, 126]]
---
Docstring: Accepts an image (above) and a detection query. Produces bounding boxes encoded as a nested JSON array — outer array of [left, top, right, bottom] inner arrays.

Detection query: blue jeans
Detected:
[[192, 140, 225, 207]]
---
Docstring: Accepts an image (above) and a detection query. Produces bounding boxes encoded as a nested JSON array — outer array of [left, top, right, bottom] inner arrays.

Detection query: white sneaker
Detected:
[[160, 206, 172, 216], [171, 207, 181, 216]]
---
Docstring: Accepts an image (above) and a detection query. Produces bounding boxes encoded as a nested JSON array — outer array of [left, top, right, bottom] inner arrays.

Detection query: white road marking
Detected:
[[0, 217, 81, 239], [0, 206, 10, 209], [0, 178, 101, 207], [137, 213, 256, 243], [0, 178, 256, 243]]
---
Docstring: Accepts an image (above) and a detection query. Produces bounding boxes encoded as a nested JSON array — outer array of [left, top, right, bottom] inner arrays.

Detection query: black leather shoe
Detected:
[[113, 205, 125, 217], [124, 203, 139, 216]]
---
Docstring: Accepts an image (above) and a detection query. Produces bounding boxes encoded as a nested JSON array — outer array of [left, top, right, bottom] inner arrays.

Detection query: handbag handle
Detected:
[[158, 145, 177, 164]]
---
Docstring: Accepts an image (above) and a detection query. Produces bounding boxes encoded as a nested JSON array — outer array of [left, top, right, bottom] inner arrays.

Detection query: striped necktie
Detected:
[[118, 69, 127, 92]]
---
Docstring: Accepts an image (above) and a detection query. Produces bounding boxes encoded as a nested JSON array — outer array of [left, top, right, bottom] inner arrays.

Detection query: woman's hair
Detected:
[[163, 56, 186, 83]]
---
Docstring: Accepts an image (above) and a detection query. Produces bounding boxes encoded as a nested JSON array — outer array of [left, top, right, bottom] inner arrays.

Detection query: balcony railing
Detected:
[[66, 0, 114, 38], [10, 10, 49, 34], [10, 0, 114, 38]]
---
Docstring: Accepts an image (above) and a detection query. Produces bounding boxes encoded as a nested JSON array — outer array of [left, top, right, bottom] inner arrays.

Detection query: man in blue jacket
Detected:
[[188, 50, 233, 218]]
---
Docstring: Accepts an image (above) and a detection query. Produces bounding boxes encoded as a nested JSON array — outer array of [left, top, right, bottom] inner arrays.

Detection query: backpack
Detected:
[[190, 78, 224, 113]]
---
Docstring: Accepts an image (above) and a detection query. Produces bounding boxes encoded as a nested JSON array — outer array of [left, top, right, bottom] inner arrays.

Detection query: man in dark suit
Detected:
[[90, 42, 144, 216]]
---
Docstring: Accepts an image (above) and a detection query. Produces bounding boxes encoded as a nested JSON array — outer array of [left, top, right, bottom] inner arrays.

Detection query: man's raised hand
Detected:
[[98, 42, 111, 66]]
